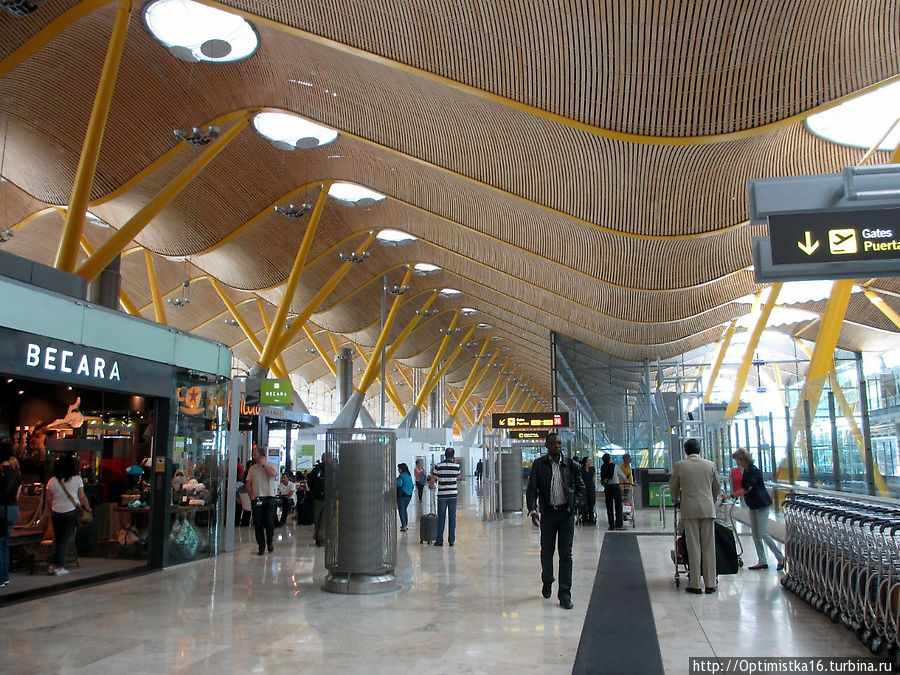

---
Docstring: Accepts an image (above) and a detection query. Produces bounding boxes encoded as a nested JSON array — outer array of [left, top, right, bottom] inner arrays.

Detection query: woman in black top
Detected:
[[580, 457, 596, 522], [1, 442, 23, 588], [731, 449, 784, 571]]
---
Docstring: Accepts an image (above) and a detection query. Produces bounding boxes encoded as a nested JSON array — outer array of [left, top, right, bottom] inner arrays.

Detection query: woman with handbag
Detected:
[[730, 449, 784, 571], [44, 453, 92, 576]]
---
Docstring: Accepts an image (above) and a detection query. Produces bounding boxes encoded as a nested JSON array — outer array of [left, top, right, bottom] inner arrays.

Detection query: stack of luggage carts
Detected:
[[782, 491, 900, 666]]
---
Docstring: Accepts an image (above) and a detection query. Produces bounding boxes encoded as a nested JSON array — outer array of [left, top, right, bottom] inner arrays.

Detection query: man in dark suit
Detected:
[[526, 432, 585, 609]]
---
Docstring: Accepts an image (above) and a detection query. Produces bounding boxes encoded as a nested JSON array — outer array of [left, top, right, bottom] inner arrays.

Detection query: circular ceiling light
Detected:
[[329, 182, 385, 204], [377, 229, 417, 245], [144, 0, 259, 64], [806, 80, 900, 151], [252, 112, 338, 149]]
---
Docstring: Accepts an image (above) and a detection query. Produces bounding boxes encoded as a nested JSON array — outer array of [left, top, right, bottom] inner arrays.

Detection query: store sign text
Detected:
[[25, 343, 121, 381]]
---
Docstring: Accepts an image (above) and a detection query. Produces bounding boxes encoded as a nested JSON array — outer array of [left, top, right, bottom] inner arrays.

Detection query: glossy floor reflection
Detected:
[[0, 484, 874, 674]]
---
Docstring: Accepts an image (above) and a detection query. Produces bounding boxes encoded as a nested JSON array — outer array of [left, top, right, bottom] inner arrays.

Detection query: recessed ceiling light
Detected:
[[376, 229, 417, 244], [329, 182, 385, 204], [252, 112, 338, 149], [144, 0, 259, 63], [806, 80, 900, 151]]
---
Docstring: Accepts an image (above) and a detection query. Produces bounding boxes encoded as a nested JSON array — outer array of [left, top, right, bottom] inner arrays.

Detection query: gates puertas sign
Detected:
[[768, 207, 900, 266], [491, 412, 569, 430]]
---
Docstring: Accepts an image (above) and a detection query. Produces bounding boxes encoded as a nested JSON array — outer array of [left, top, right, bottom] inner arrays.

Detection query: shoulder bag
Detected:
[[58, 478, 93, 528]]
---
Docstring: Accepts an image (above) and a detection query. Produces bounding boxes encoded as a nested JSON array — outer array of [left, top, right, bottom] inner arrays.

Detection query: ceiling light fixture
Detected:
[[1, 0, 44, 17], [416, 309, 439, 318], [174, 125, 220, 147], [338, 251, 370, 264], [274, 202, 312, 219], [0, 228, 12, 243], [144, 0, 259, 63], [224, 318, 238, 326]]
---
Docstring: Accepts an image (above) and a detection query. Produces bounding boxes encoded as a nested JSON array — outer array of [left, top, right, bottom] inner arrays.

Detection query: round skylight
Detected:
[[460, 307, 478, 315], [144, 0, 259, 63], [413, 263, 441, 274], [477, 323, 493, 329], [376, 229, 417, 244], [252, 112, 338, 149], [806, 80, 900, 151], [440, 288, 462, 297], [736, 307, 818, 329], [328, 182, 385, 204]]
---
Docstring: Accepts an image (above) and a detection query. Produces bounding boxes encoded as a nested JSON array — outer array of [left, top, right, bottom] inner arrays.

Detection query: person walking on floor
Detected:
[[669, 438, 721, 594], [430, 448, 461, 546], [599, 453, 627, 530], [0, 442, 22, 588], [413, 458, 427, 503], [44, 453, 92, 575], [526, 432, 585, 609], [246, 446, 277, 555], [396, 463, 414, 531], [730, 448, 785, 571]]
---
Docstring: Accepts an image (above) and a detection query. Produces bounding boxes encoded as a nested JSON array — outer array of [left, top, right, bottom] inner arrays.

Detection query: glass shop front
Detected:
[[0, 326, 230, 599]]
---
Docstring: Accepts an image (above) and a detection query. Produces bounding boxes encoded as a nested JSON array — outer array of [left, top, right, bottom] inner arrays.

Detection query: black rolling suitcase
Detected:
[[296, 492, 314, 526], [714, 521, 740, 575], [420, 487, 438, 544]]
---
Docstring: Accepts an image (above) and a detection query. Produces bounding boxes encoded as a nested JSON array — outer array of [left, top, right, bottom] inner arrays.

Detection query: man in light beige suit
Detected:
[[670, 438, 721, 594]]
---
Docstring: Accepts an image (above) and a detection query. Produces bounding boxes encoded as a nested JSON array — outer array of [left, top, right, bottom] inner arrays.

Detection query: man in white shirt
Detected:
[[246, 446, 277, 555], [276, 473, 297, 526]]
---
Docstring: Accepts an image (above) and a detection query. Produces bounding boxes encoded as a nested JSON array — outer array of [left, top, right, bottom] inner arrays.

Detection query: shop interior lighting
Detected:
[[376, 229, 417, 245], [328, 182, 385, 205], [806, 80, 900, 151], [252, 112, 338, 149], [144, 0, 259, 63]]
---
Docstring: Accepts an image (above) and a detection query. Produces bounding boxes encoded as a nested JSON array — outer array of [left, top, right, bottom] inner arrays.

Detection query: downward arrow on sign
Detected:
[[797, 231, 820, 255]]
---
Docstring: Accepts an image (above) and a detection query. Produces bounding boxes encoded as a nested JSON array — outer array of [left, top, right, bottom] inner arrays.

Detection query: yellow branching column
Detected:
[[56, 0, 133, 272]]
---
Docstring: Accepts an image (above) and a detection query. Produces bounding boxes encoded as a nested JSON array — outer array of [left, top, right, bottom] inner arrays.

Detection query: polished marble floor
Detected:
[[0, 483, 872, 674]]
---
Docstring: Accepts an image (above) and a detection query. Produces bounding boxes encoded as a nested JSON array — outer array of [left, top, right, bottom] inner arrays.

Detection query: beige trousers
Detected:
[[684, 517, 716, 589]]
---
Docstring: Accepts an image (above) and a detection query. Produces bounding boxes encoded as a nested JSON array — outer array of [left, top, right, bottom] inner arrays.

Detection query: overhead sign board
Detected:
[[748, 166, 900, 282], [491, 412, 568, 429], [260, 379, 292, 406], [508, 429, 549, 440]]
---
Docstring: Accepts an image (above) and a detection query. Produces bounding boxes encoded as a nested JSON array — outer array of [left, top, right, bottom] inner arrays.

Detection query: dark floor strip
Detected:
[[573, 533, 665, 675], [0, 566, 154, 606]]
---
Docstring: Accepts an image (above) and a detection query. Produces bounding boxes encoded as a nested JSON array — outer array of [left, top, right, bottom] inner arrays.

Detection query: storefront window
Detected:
[[166, 374, 228, 565]]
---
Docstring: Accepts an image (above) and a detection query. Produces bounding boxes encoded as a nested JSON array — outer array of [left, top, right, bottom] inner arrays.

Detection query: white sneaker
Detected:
[[55, 568, 70, 576], [48, 566, 57, 576]]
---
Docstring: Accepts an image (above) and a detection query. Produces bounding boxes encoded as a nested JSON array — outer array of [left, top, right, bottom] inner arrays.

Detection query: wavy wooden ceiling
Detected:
[[2, 0, 900, 416]]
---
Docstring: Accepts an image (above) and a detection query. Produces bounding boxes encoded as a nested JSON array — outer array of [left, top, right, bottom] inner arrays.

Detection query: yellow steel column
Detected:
[[452, 348, 500, 418], [725, 285, 783, 417], [449, 342, 490, 418], [269, 232, 378, 362], [356, 266, 414, 395], [55, 0, 133, 272], [353, 343, 406, 417], [704, 319, 738, 404], [76, 112, 253, 281], [413, 310, 462, 408], [789, 280, 854, 437], [303, 327, 337, 377], [395, 362, 414, 391], [255, 298, 289, 380], [476, 359, 512, 423], [423, 325, 478, 396], [143, 250, 167, 325], [381, 290, 440, 365], [863, 288, 900, 330], [258, 183, 330, 369]]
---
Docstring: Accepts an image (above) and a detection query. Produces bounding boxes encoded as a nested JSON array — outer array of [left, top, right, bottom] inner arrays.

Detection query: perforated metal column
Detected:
[[323, 428, 398, 594], [498, 448, 523, 512]]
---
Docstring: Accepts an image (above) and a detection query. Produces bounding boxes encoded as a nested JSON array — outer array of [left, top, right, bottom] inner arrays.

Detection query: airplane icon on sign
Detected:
[[832, 232, 853, 245]]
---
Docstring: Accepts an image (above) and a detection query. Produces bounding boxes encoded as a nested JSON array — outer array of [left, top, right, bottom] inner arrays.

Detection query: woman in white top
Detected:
[[44, 453, 91, 575]]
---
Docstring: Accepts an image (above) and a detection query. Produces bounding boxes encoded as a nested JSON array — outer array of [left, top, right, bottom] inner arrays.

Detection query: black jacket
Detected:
[[526, 454, 585, 514]]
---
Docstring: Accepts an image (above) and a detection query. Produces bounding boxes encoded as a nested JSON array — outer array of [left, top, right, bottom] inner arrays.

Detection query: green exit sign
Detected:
[[260, 379, 291, 406]]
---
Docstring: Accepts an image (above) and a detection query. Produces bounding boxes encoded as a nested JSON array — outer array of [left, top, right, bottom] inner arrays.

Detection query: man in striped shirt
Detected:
[[430, 447, 462, 546]]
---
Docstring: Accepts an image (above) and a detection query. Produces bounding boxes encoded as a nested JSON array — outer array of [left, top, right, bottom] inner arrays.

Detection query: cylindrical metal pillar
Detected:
[[337, 347, 353, 407]]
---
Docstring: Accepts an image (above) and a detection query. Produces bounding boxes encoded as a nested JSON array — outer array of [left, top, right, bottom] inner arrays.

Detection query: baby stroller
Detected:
[[671, 505, 690, 587]]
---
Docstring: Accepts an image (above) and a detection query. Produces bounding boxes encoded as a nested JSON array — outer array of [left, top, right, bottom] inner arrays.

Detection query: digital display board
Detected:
[[491, 412, 568, 429]]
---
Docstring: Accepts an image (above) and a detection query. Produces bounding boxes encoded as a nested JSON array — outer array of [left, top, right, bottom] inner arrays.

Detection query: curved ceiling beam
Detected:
[[194, 1, 900, 147]]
